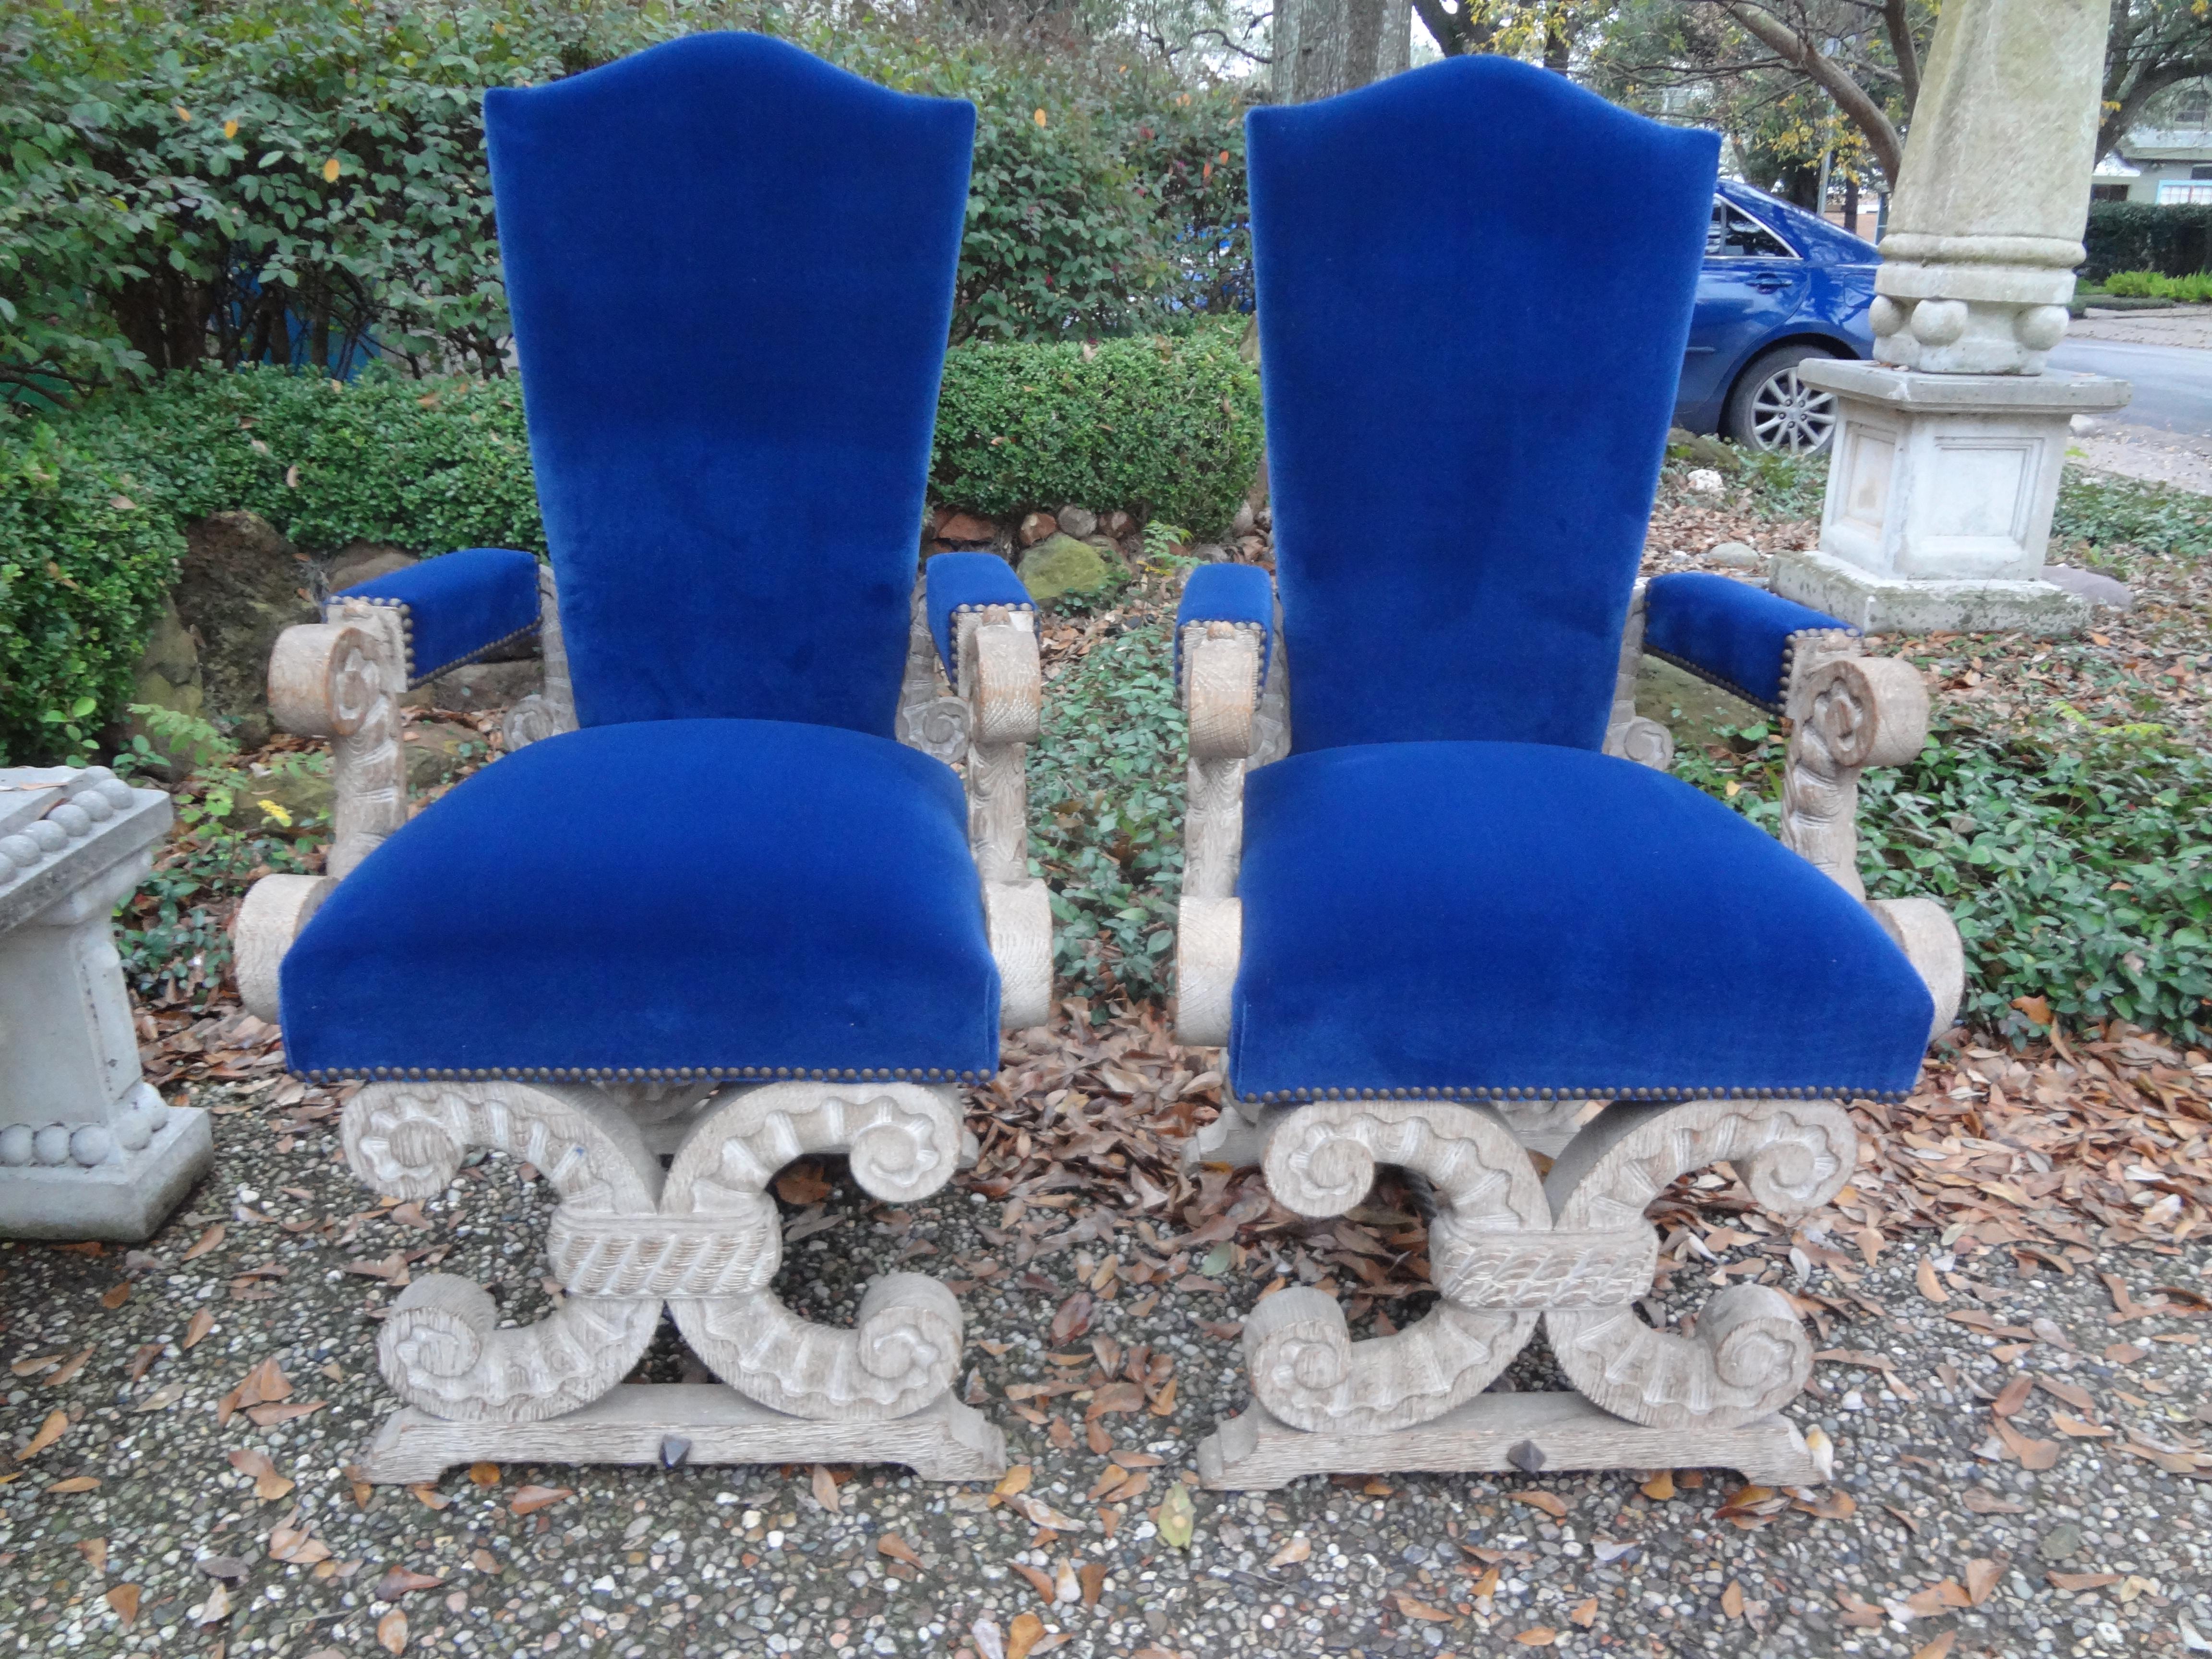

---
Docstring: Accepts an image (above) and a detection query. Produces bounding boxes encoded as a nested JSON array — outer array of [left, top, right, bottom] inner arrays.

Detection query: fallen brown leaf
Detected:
[[466, 1462, 500, 1488], [1569, 1596, 1598, 1628], [1268, 1534, 1311, 1567], [1395, 1593, 1453, 1622], [1639, 1470, 1675, 1501], [878, 1534, 923, 1568], [100, 1283, 132, 1310], [24, 1409, 67, 1457], [1721, 1580, 1744, 1618], [1514, 1491, 1568, 1519], [509, 1484, 570, 1516], [1992, 1373, 2033, 1417], [182, 1308, 214, 1350], [1965, 1557, 2001, 1606], [2049, 1571, 2122, 1592], [46, 1476, 100, 1494], [810, 1464, 842, 1512], [228, 1448, 295, 1502], [377, 1607, 409, 1654], [1912, 1634, 1957, 1659], [1006, 1610, 1046, 1659], [376, 1566, 446, 1599], [1514, 1630, 1558, 1648], [106, 1584, 141, 1624], [181, 1224, 226, 1262], [1915, 1258, 1948, 1303]]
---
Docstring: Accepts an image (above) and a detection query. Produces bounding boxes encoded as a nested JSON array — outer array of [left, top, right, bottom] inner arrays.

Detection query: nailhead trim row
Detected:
[[1246, 1083, 1906, 1105], [292, 1064, 987, 1085], [328, 596, 541, 689], [1646, 624, 1859, 717]]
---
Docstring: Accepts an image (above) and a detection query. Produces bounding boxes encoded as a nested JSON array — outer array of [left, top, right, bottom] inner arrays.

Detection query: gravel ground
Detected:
[[3, 1077, 2208, 1659]]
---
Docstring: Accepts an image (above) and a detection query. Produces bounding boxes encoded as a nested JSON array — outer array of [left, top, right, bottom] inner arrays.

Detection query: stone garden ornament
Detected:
[[1172, 59, 1961, 1489], [0, 765, 207, 1240], [232, 34, 1045, 1483]]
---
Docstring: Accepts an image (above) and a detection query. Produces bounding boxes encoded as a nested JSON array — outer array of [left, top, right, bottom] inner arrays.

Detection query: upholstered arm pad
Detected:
[[1176, 564, 1274, 681], [1644, 572, 1856, 713], [333, 547, 542, 686], [926, 553, 1036, 680]]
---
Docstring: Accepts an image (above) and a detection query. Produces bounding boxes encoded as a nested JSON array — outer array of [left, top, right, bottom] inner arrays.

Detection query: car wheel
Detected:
[[1726, 345, 1839, 455]]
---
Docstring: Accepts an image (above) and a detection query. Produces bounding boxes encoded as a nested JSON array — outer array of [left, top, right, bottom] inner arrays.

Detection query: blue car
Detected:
[[1674, 180, 1879, 454]]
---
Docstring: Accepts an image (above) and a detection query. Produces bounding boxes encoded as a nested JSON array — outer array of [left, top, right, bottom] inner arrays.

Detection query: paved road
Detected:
[[2049, 335, 2212, 435]]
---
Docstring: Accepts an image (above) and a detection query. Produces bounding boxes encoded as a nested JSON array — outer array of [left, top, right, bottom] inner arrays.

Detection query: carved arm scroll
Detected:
[[1175, 613, 1267, 1048], [268, 597, 409, 879], [957, 604, 1052, 1030]]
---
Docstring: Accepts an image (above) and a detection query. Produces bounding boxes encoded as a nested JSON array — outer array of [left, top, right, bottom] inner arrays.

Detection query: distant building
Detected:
[[2093, 84, 2212, 204]]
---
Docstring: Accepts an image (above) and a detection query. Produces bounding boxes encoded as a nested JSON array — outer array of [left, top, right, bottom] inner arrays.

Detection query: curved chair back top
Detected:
[[486, 34, 974, 734], [1247, 58, 1718, 755]]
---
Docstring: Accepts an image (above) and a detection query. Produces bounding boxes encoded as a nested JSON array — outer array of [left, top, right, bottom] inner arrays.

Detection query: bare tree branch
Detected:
[[1720, 0, 1904, 180]]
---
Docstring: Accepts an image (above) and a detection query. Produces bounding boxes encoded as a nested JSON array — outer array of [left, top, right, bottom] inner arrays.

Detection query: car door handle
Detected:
[[1750, 275, 1795, 291]]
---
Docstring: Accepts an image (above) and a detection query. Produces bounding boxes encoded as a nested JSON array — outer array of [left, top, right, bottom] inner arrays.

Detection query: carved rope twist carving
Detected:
[[343, 1081, 972, 1426], [1245, 1096, 1855, 1435], [662, 1082, 968, 1420]]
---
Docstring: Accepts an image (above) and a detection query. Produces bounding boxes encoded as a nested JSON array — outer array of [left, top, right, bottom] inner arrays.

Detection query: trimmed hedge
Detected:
[[0, 336, 1262, 763], [2083, 202, 2212, 281], [0, 424, 184, 763], [932, 329, 1263, 537]]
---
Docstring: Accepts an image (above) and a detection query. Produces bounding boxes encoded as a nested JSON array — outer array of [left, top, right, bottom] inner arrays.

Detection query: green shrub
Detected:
[[2099, 268, 2212, 301], [933, 329, 1262, 537], [4, 0, 1255, 392], [0, 422, 183, 764], [2082, 202, 2212, 282]]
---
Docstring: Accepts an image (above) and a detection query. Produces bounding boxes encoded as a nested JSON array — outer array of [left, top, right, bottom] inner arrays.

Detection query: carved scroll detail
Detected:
[[958, 608, 1039, 887], [662, 1082, 967, 1420], [342, 1082, 664, 1422], [897, 579, 969, 763], [266, 601, 407, 878], [1243, 1101, 1548, 1433], [1781, 655, 1930, 899], [1542, 1097, 1857, 1429]]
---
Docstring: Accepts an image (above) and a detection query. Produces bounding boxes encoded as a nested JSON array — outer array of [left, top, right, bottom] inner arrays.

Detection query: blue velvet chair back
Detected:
[[1247, 60, 1719, 754], [485, 35, 975, 734]]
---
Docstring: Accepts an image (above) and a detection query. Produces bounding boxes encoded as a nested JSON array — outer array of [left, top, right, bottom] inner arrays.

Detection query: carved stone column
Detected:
[[0, 766, 210, 1240], [1771, 0, 2130, 637]]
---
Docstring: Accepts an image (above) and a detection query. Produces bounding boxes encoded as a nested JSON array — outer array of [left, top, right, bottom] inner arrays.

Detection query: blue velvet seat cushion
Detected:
[[925, 552, 1036, 677], [1230, 741, 1932, 1104], [337, 548, 542, 685], [1644, 573, 1854, 711], [1174, 564, 1274, 685], [281, 720, 1000, 1081]]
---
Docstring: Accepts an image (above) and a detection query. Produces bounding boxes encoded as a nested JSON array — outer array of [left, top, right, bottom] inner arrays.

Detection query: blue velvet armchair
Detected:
[[230, 35, 1041, 1483], [1173, 59, 1962, 1490]]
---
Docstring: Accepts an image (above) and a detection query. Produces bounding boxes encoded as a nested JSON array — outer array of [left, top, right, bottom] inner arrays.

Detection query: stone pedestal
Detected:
[[0, 766, 209, 1240], [1770, 360, 2130, 635]]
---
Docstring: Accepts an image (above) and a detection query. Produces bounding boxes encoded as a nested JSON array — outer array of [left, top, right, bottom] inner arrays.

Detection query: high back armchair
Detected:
[[1173, 59, 1962, 1489], [231, 34, 1045, 1483]]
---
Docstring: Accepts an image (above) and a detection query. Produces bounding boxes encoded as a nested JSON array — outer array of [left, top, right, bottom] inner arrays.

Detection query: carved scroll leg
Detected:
[[661, 1082, 986, 1426], [1174, 895, 1240, 1050], [1543, 1097, 1858, 1431], [1244, 1101, 1551, 1433], [344, 1082, 665, 1424], [985, 878, 1052, 1031]]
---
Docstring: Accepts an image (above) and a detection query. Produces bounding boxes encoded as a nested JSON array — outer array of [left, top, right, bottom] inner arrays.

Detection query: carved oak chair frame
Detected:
[[1169, 60, 1962, 1490], [229, 36, 1045, 1485]]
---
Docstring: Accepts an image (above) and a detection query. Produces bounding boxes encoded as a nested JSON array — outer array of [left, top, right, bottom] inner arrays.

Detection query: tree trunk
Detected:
[[1274, 0, 1412, 102]]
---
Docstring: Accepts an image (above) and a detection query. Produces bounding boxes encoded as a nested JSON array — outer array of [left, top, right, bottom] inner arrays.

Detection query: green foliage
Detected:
[[2082, 202, 2212, 282], [933, 329, 1262, 536], [2055, 469, 2212, 560], [4, 0, 1255, 392], [111, 706, 318, 1007], [1675, 718, 2212, 1046], [1028, 619, 1184, 1009], [0, 421, 183, 764], [2101, 268, 2212, 301]]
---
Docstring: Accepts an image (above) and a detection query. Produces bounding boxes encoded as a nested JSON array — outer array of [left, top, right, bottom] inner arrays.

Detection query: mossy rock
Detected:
[[171, 511, 320, 748], [1016, 534, 1116, 606], [1635, 655, 1765, 751]]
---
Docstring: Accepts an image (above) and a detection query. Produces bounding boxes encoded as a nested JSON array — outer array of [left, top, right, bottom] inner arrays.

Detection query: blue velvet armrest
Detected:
[[333, 547, 543, 686], [1642, 572, 1856, 713], [925, 552, 1035, 679], [1175, 563, 1274, 685]]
